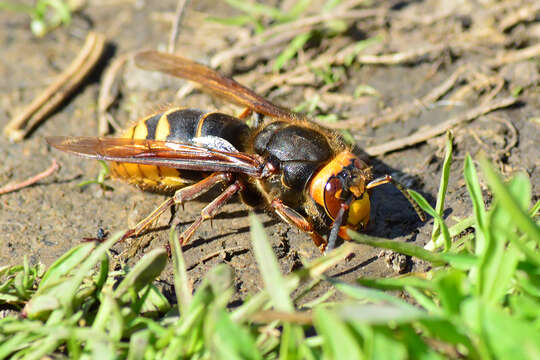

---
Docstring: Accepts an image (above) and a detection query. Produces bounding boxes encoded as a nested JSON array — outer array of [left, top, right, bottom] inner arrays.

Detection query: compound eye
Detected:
[[323, 177, 344, 220]]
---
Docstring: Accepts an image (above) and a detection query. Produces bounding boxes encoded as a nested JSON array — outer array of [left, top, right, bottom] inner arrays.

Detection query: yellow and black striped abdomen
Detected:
[[110, 107, 250, 193]]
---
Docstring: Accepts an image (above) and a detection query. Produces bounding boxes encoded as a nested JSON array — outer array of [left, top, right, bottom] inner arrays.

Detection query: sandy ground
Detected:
[[1, 0, 538, 301]]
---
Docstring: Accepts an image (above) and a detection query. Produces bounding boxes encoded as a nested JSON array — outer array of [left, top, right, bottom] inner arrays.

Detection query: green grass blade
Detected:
[[332, 280, 423, 316], [90, 293, 124, 351], [0, 1, 35, 13], [212, 310, 262, 360], [206, 264, 234, 309], [405, 286, 441, 314], [369, 328, 408, 360], [432, 269, 468, 316], [428, 216, 475, 251], [417, 318, 477, 357], [508, 234, 540, 266], [347, 229, 448, 265], [479, 198, 521, 303], [224, 0, 287, 21], [21, 294, 61, 319], [431, 132, 453, 245], [168, 227, 192, 315], [37, 242, 95, 292], [206, 15, 253, 26], [314, 308, 363, 359], [287, 0, 312, 18], [127, 330, 150, 360], [0, 331, 32, 359], [344, 35, 383, 65], [139, 284, 171, 315], [114, 248, 168, 298], [231, 275, 301, 323], [92, 292, 115, 332], [249, 213, 293, 312], [232, 243, 354, 322], [273, 32, 311, 72], [24, 238, 116, 318], [529, 199, 540, 217], [480, 232, 521, 305], [94, 252, 109, 293], [480, 158, 540, 244], [478, 171, 533, 303], [464, 155, 488, 255], [322, 0, 343, 12], [54, 232, 121, 310], [408, 190, 452, 251], [463, 300, 540, 359], [438, 253, 478, 270], [43, 0, 72, 25], [357, 276, 433, 291]]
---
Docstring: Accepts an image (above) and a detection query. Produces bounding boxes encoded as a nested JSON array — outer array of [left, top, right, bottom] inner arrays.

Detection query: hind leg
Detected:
[[122, 172, 233, 240]]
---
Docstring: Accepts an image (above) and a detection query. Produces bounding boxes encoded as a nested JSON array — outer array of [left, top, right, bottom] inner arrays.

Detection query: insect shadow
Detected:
[[364, 154, 433, 240]]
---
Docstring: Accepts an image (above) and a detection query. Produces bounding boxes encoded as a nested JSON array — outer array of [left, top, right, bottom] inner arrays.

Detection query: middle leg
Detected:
[[178, 180, 245, 246]]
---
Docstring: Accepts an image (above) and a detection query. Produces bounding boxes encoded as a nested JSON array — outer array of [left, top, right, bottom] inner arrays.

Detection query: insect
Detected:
[[47, 50, 424, 252]]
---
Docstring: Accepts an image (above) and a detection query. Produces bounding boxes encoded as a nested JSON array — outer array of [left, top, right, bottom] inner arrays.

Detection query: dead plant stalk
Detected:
[[0, 160, 59, 195], [3, 32, 106, 142], [365, 97, 518, 156]]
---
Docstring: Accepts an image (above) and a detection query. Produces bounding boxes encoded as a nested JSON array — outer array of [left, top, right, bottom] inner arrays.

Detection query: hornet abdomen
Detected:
[[111, 107, 250, 193]]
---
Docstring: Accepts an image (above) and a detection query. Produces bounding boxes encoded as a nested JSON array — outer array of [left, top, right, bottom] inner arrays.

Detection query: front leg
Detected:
[[270, 199, 327, 252]]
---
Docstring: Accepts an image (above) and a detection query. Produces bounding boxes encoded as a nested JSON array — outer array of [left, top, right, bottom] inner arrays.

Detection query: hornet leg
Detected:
[[179, 180, 245, 246], [122, 172, 233, 240], [237, 108, 252, 119], [270, 199, 327, 253]]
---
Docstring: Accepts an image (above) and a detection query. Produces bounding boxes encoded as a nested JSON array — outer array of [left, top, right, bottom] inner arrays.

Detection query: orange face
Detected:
[[309, 151, 371, 234]]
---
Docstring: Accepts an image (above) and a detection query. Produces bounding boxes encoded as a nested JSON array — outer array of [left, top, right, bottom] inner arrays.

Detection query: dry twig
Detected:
[[356, 43, 448, 65], [210, 6, 385, 68], [250, 310, 313, 325], [449, 71, 505, 104], [98, 52, 131, 135], [0, 160, 59, 195], [328, 66, 467, 130], [498, 2, 540, 32], [168, 0, 190, 53], [365, 97, 518, 156], [256, 40, 452, 95], [187, 246, 248, 270], [489, 43, 540, 68], [494, 116, 519, 156], [3, 32, 106, 142]]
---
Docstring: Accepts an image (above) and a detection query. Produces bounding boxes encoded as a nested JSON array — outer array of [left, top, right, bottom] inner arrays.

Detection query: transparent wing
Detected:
[[47, 136, 265, 177], [135, 50, 301, 121]]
